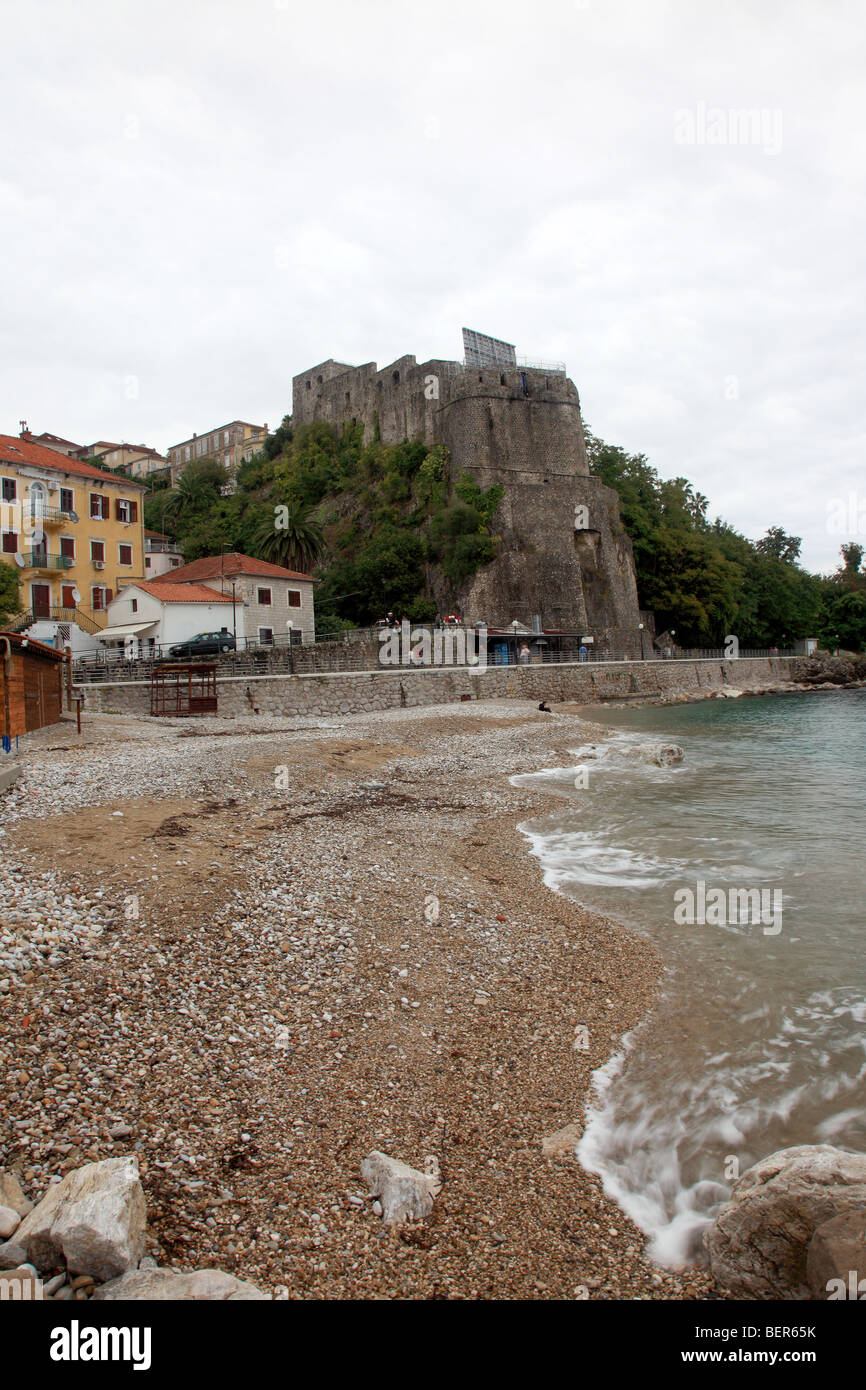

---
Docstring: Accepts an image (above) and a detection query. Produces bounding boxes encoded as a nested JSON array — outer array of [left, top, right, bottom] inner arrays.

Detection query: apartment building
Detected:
[[167, 421, 268, 488], [144, 530, 185, 578], [25, 430, 83, 458], [0, 433, 146, 655], [86, 443, 169, 481]]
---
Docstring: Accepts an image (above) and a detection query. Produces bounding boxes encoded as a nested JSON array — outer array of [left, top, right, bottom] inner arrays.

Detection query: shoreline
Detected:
[[1, 698, 733, 1299]]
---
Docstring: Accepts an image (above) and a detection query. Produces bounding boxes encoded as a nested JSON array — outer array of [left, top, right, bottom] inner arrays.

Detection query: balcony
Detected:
[[24, 549, 75, 572], [30, 505, 74, 526]]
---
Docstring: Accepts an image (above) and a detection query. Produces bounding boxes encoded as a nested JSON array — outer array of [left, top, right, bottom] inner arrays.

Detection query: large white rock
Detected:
[[705, 1145, 866, 1299], [360, 1151, 441, 1226], [0, 1157, 146, 1281], [93, 1267, 269, 1300]]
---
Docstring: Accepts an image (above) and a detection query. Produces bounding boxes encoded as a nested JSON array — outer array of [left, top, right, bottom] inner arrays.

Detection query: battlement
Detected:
[[292, 351, 581, 450]]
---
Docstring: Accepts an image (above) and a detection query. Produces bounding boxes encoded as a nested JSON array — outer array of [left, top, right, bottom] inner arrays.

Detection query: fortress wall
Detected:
[[289, 349, 643, 639]]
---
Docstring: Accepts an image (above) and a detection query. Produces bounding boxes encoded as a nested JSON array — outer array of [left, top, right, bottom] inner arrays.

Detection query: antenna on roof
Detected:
[[19, 420, 29, 436]]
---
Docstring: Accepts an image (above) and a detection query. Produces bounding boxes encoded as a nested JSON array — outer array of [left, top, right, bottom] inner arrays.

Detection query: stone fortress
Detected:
[[292, 330, 644, 654]]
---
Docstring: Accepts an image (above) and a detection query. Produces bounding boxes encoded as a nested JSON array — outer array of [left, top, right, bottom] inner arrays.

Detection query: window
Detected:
[[257, 587, 272, 606], [117, 498, 132, 523], [258, 627, 274, 645], [2, 477, 17, 503], [131, 597, 138, 613], [224, 431, 230, 446], [60, 488, 74, 514], [90, 493, 109, 520], [184, 446, 191, 462], [91, 540, 105, 563], [288, 590, 301, 608], [91, 586, 107, 611], [1, 531, 17, 553], [306, 380, 311, 390], [118, 543, 133, 566], [60, 536, 75, 560], [145, 557, 151, 568], [61, 584, 76, 607], [170, 557, 181, 567]]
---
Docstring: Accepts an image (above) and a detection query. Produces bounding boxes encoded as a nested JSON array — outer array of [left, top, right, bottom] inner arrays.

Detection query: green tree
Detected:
[[755, 527, 803, 564], [0, 561, 21, 625]]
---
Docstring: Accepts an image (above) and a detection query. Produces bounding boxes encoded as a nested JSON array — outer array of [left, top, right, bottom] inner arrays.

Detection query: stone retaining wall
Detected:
[[75, 656, 796, 719]]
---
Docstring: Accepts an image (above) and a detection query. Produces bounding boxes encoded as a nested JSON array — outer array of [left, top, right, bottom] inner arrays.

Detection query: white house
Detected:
[[98, 579, 235, 658], [158, 552, 317, 645]]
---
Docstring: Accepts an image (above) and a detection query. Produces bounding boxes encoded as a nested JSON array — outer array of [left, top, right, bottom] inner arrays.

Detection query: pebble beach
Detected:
[[0, 700, 720, 1300]]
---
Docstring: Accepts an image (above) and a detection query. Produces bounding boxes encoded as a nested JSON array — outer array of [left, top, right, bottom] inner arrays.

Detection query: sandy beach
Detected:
[[0, 700, 721, 1299]]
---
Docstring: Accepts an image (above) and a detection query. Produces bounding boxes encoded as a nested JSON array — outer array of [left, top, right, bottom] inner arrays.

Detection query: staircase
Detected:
[[4, 606, 106, 636]]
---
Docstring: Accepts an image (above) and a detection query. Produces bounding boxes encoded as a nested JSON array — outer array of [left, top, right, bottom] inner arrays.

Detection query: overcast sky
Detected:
[[3, 0, 864, 572]]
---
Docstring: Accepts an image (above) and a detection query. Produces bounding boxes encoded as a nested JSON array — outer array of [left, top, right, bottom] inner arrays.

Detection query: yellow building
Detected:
[[0, 431, 146, 652]]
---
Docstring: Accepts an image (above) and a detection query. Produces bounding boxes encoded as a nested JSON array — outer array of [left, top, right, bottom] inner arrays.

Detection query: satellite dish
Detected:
[[69, 510, 79, 523], [31, 527, 44, 548], [71, 587, 81, 603], [13, 553, 25, 567]]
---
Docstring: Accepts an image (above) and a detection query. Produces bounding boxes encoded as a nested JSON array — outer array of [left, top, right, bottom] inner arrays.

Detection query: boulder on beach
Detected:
[[806, 1211, 866, 1298], [704, 1144, 866, 1299], [0, 1172, 33, 1220], [93, 1267, 269, 1300], [0, 1156, 146, 1281], [0, 1205, 21, 1240], [360, 1151, 441, 1225]]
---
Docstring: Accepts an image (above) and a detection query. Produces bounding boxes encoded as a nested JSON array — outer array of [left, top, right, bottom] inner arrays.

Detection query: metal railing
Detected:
[[31, 505, 74, 525], [69, 631, 797, 685], [23, 550, 74, 570]]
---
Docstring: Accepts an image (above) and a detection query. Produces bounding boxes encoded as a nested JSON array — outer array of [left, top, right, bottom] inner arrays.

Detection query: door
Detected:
[[61, 584, 76, 608], [31, 583, 50, 618]]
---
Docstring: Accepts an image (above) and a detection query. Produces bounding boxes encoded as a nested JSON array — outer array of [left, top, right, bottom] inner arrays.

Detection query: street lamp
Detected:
[[287, 620, 294, 674]]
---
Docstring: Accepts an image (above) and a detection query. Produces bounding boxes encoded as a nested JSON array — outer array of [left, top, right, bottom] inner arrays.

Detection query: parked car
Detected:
[[168, 631, 236, 658]]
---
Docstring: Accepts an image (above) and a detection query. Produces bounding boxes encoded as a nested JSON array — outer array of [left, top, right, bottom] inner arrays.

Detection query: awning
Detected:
[[96, 622, 159, 642]]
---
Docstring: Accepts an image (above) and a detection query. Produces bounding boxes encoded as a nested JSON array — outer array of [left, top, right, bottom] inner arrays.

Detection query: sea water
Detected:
[[514, 690, 866, 1266]]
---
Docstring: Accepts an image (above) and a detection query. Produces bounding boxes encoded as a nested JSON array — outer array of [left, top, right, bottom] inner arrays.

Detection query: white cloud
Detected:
[[1, 0, 863, 572]]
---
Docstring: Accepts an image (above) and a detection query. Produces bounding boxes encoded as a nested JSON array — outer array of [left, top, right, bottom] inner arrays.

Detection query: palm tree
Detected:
[[165, 460, 227, 521], [254, 503, 324, 574]]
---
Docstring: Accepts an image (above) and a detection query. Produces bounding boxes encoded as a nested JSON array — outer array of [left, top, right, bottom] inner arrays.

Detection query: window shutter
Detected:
[[130, 499, 138, 523], [106, 588, 113, 603], [115, 498, 121, 521]]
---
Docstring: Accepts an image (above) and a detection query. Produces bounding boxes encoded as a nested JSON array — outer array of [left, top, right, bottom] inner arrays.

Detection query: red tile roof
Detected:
[[160, 552, 316, 583], [131, 580, 234, 604], [0, 435, 146, 487]]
